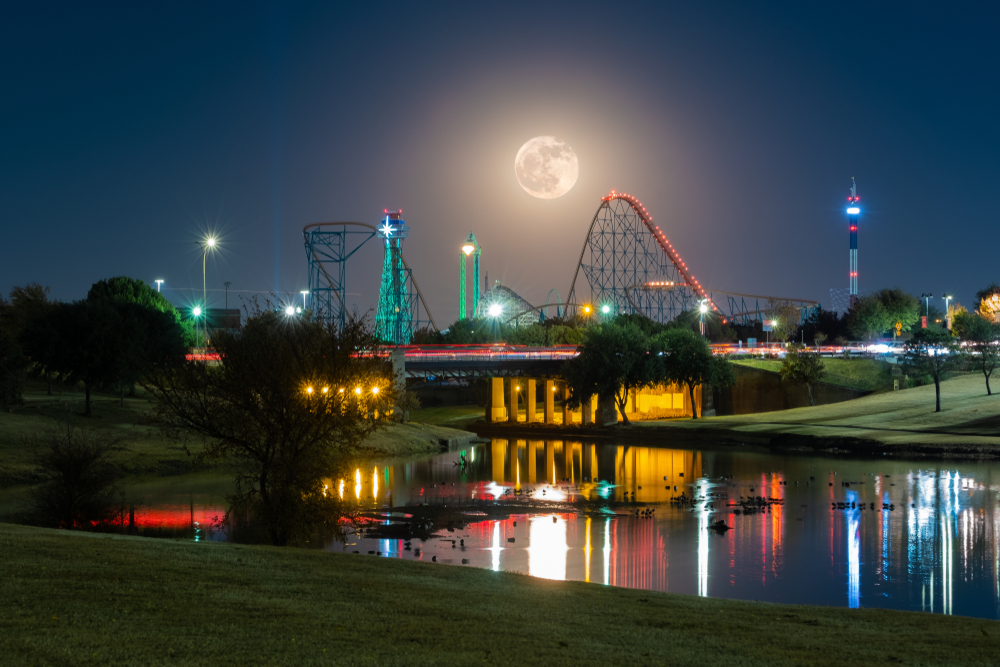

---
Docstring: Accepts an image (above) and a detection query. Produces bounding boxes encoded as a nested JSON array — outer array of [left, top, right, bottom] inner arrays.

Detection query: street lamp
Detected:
[[301, 290, 309, 310], [942, 294, 953, 330], [285, 305, 296, 316], [155, 279, 164, 293], [699, 299, 708, 337], [202, 237, 217, 348], [920, 293, 933, 328]]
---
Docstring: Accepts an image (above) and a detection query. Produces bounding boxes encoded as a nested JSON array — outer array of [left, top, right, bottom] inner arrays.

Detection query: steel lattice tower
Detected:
[[568, 191, 718, 324], [375, 210, 412, 345]]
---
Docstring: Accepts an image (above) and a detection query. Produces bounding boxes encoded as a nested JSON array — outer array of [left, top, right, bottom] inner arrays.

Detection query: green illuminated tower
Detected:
[[375, 210, 412, 345], [459, 232, 481, 320]]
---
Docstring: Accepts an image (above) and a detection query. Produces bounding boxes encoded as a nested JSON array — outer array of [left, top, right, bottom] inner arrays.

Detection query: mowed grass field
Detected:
[[2, 523, 998, 667], [641, 373, 1000, 450], [732, 358, 894, 392]]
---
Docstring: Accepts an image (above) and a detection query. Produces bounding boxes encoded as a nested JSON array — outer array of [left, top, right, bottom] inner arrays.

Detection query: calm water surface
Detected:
[[40, 439, 1000, 619]]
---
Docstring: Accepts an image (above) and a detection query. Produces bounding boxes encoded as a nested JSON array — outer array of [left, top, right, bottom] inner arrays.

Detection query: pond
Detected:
[[14, 438, 1000, 619]]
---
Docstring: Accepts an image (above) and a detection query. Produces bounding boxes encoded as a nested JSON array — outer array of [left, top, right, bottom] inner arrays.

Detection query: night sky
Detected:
[[2, 3, 998, 325]]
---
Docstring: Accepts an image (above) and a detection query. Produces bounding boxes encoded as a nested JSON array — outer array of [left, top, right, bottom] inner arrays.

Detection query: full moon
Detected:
[[514, 136, 579, 199]]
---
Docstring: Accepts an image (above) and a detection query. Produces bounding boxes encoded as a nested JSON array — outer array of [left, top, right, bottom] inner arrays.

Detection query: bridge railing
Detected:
[[399, 344, 580, 362]]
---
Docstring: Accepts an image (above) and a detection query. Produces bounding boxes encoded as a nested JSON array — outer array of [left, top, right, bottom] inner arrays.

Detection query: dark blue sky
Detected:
[[2, 2, 997, 324]]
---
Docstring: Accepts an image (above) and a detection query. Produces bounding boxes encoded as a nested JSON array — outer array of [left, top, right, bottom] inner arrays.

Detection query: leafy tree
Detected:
[[797, 306, 848, 345], [88, 276, 196, 345], [144, 309, 395, 546], [975, 283, 1000, 323], [780, 344, 827, 406], [506, 323, 547, 346], [961, 314, 1000, 396], [547, 324, 586, 346], [562, 322, 656, 425], [901, 328, 961, 412], [874, 287, 920, 332], [1, 283, 56, 394], [848, 295, 892, 340], [655, 328, 735, 419]]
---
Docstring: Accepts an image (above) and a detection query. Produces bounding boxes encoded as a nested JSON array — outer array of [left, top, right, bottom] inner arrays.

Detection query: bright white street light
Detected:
[[192, 306, 202, 317], [699, 303, 708, 314], [601, 304, 611, 314], [285, 306, 295, 316], [488, 304, 503, 318], [155, 279, 164, 292]]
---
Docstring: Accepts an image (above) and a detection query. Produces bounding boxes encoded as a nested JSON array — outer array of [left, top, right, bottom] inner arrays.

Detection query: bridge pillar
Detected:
[[489, 377, 506, 422], [562, 386, 572, 425], [544, 380, 555, 424], [508, 380, 519, 423], [526, 378, 537, 423]]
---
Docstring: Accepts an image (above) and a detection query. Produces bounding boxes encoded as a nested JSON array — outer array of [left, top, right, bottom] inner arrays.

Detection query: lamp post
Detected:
[[942, 294, 953, 330], [155, 279, 164, 293], [920, 293, 933, 328], [699, 299, 708, 337], [192, 306, 203, 349], [202, 237, 216, 347]]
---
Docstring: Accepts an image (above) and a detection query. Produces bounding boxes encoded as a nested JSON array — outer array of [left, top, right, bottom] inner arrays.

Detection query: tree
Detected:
[[797, 306, 848, 345], [0, 328, 27, 408], [764, 300, 801, 342], [780, 344, 827, 405], [655, 328, 735, 419], [1, 283, 57, 394], [874, 287, 920, 332], [88, 276, 196, 346], [962, 314, 999, 396], [144, 309, 395, 546], [848, 295, 892, 341], [975, 283, 1000, 323], [902, 328, 961, 412], [561, 322, 656, 425], [24, 425, 126, 530]]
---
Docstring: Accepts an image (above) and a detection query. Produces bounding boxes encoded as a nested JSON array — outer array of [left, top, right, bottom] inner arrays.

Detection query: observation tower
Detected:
[[847, 178, 860, 308], [375, 210, 412, 345], [459, 232, 481, 320]]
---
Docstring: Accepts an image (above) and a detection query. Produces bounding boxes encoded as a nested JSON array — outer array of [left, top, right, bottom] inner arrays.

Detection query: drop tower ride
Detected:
[[847, 178, 860, 308], [375, 209, 412, 345]]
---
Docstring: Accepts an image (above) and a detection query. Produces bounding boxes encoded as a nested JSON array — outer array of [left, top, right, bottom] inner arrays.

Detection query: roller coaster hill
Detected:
[[302, 192, 820, 355]]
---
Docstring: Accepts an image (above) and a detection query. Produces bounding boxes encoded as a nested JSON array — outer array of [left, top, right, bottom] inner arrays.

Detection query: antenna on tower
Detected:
[[850, 177, 856, 199]]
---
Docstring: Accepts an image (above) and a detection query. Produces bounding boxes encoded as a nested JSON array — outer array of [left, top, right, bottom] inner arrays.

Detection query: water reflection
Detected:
[[87, 442, 1000, 620]]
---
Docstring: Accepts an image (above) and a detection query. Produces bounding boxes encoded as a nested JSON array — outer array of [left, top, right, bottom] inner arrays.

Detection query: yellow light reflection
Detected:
[[373, 466, 379, 500], [585, 516, 592, 583], [528, 515, 568, 581], [338, 479, 344, 500], [354, 468, 361, 500]]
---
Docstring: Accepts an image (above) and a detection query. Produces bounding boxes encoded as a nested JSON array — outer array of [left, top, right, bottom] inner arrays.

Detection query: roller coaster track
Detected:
[[567, 191, 721, 323], [624, 282, 819, 325], [303, 222, 438, 331], [568, 191, 818, 326]]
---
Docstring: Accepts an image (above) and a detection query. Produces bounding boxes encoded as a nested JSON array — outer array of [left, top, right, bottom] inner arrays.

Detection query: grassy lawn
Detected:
[[733, 358, 894, 392], [638, 373, 1000, 450], [409, 404, 484, 430], [2, 523, 998, 666]]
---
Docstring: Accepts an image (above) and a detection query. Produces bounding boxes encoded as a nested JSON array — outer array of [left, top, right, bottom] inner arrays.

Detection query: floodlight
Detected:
[[192, 306, 202, 317], [285, 306, 295, 316], [488, 303, 503, 318], [847, 207, 860, 215], [462, 244, 475, 255]]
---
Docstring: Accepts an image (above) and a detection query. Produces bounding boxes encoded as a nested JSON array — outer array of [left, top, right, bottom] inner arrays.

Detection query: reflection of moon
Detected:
[[514, 136, 579, 199]]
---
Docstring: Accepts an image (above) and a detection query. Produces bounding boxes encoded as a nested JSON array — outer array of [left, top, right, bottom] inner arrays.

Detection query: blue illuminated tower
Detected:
[[847, 178, 860, 308], [375, 210, 412, 345]]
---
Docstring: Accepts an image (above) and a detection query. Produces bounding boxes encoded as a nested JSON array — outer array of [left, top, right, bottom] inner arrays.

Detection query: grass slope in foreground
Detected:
[[2, 524, 998, 666]]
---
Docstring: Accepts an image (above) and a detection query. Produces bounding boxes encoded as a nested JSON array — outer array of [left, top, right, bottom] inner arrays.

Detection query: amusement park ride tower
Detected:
[[459, 232, 481, 320], [847, 178, 860, 308], [375, 210, 412, 345]]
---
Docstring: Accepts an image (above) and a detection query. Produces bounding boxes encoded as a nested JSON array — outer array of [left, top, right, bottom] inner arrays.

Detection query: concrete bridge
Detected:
[[394, 344, 700, 425]]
